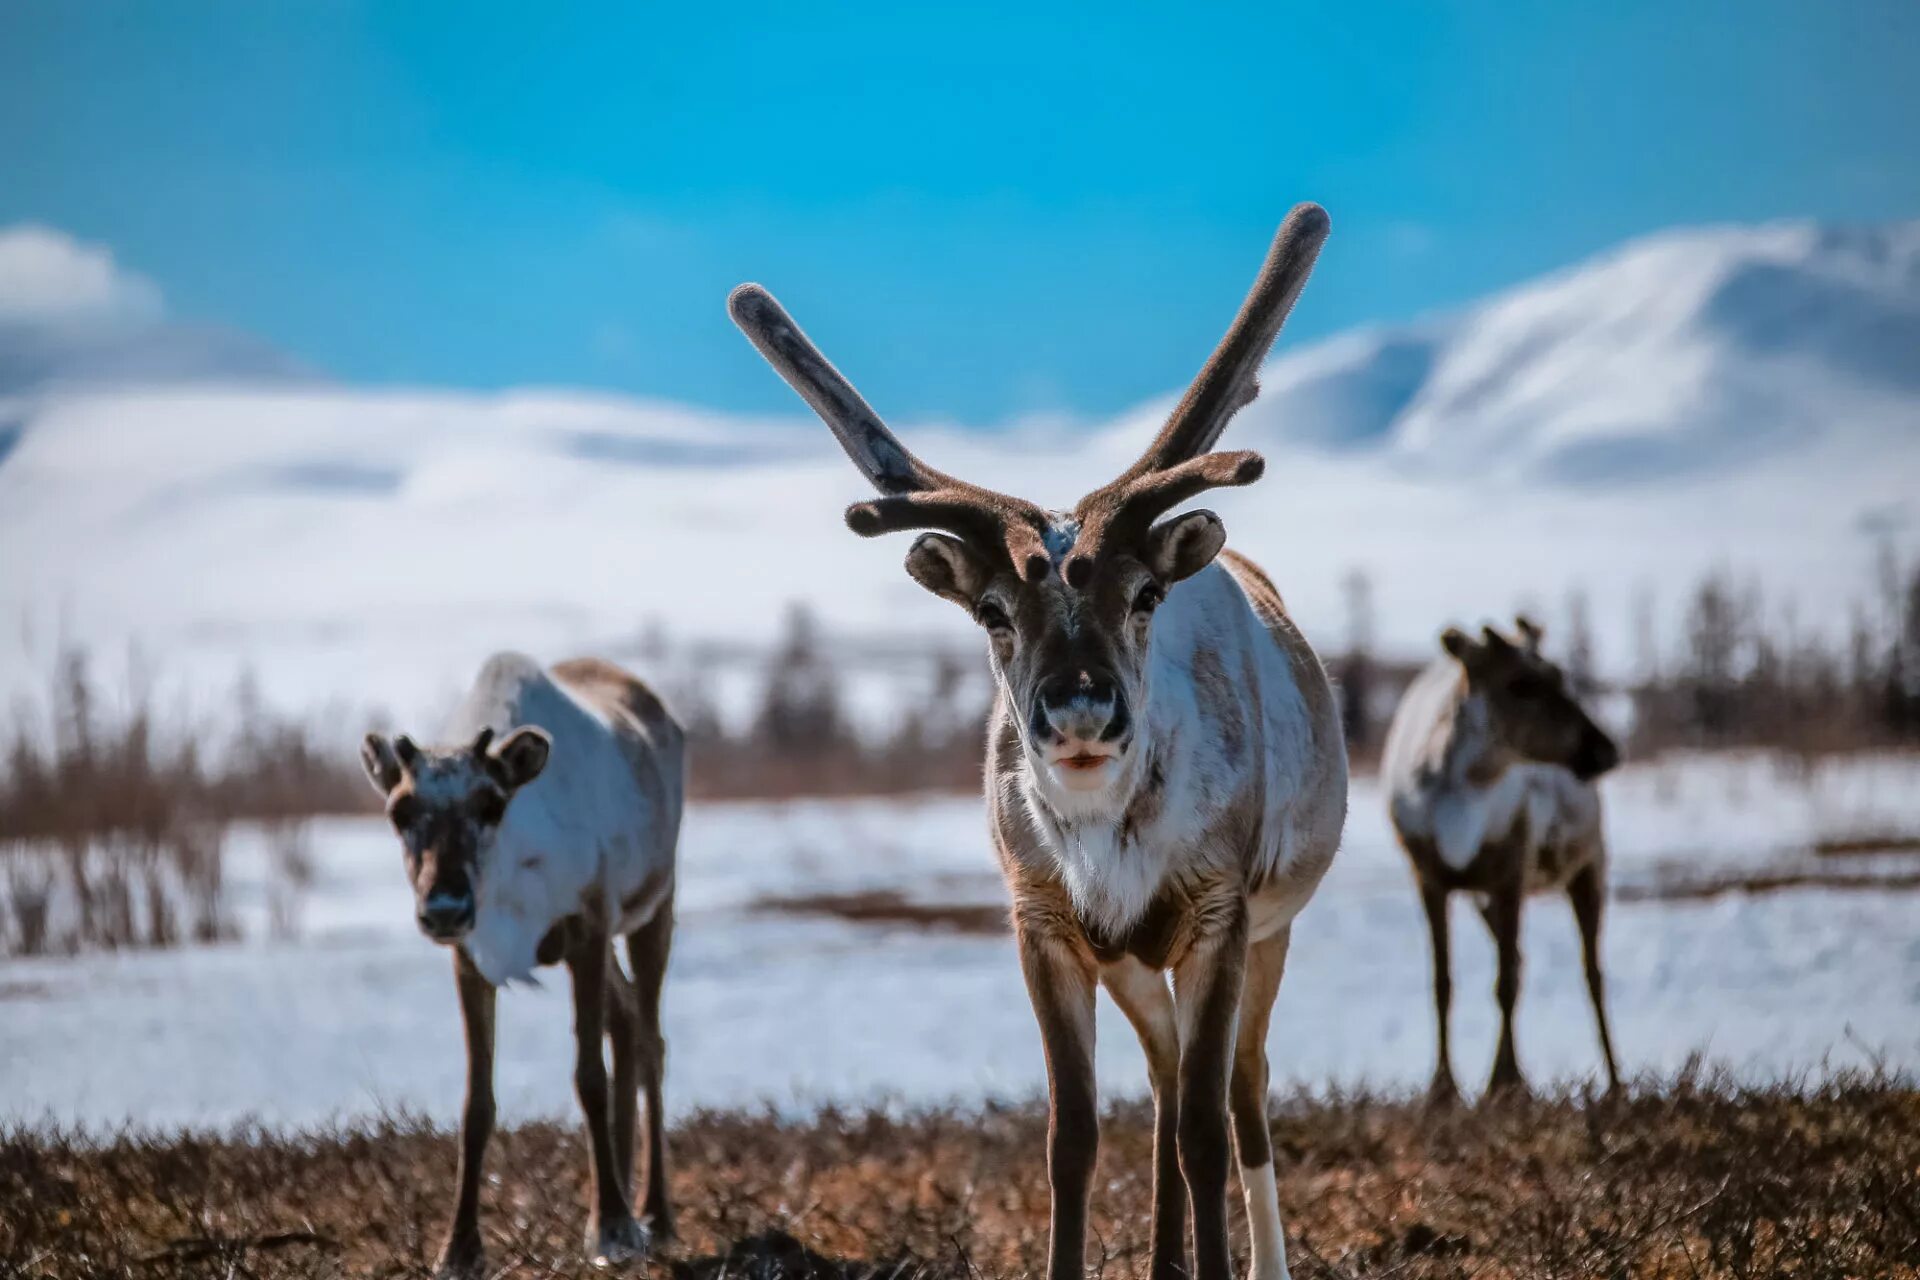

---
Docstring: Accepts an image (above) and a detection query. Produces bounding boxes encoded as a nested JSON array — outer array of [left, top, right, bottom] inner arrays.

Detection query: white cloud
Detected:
[[0, 224, 164, 326]]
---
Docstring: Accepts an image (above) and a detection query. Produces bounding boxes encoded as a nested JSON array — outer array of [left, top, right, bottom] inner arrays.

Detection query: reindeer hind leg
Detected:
[[1230, 928, 1293, 1280], [625, 895, 675, 1239], [1568, 862, 1621, 1092], [1171, 907, 1251, 1280]]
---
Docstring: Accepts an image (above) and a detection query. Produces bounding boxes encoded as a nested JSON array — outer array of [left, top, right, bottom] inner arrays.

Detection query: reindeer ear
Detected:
[[902, 533, 996, 609], [1143, 509, 1226, 584], [361, 733, 404, 796], [487, 727, 551, 790]]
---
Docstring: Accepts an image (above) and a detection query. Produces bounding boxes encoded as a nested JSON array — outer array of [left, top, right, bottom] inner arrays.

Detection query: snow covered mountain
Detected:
[[0, 219, 1914, 720], [1237, 220, 1920, 483]]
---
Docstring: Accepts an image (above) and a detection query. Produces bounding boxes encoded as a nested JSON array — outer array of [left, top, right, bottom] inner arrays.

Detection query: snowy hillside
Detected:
[[1239, 220, 1920, 482], [0, 219, 1915, 723]]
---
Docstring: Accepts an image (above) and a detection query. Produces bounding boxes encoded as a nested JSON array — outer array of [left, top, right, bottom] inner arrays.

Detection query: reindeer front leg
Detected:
[[1103, 958, 1187, 1280], [565, 929, 649, 1264], [1017, 922, 1099, 1280], [440, 949, 495, 1279], [1172, 900, 1249, 1280]]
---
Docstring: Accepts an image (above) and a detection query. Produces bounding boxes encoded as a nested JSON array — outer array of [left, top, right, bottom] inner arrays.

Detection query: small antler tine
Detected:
[[1065, 450, 1266, 568], [845, 493, 993, 541], [472, 726, 494, 755], [848, 494, 1053, 582]]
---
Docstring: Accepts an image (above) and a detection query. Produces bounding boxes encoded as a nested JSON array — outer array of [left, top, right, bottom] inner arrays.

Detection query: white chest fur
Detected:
[[1011, 564, 1322, 935]]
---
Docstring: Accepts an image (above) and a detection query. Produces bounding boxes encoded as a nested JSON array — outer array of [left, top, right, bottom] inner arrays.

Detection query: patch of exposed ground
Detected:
[[753, 889, 1008, 934]]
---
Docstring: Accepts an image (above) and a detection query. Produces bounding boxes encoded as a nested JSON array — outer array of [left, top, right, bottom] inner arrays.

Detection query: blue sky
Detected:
[[4, 1, 1916, 423]]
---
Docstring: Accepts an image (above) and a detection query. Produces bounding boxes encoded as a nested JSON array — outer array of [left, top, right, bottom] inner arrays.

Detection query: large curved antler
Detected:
[[728, 284, 1054, 581], [1064, 204, 1330, 582]]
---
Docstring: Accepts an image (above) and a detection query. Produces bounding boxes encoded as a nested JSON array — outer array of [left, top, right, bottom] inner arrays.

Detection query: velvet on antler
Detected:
[[728, 284, 1054, 581]]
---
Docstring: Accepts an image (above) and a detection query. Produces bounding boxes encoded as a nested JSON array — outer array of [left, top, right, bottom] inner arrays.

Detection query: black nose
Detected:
[[418, 899, 475, 937], [1574, 731, 1621, 780], [1031, 671, 1129, 743]]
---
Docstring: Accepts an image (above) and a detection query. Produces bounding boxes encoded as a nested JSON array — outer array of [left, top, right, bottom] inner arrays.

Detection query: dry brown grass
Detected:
[[6, 1072, 1918, 1279]]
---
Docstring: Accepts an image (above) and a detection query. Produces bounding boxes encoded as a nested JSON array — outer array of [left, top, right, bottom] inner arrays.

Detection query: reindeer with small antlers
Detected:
[[730, 204, 1347, 1280], [1382, 617, 1622, 1104], [360, 653, 682, 1277]]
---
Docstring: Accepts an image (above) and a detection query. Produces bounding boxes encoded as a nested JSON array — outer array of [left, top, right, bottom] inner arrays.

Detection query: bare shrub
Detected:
[[679, 605, 987, 800], [0, 650, 366, 956]]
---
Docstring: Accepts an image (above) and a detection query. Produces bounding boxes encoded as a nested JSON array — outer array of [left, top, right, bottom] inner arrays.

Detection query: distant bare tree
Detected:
[[755, 604, 850, 754], [1338, 567, 1378, 755], [1564, 588, 1597, 699]]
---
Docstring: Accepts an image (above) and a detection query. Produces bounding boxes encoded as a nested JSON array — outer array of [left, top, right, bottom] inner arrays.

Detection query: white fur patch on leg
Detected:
[[1241, 1160, 1289, 1280]]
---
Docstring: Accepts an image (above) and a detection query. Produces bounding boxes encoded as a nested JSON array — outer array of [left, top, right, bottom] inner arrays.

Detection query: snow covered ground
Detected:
[[4, 751, 1917, 1132]]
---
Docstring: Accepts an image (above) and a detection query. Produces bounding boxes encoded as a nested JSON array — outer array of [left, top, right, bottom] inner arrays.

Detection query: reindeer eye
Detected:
[[388, 797, 420, 829], [974, 601, 1012, 632], [1132, 583, 1164, 614], [472, 790, 506, 825]]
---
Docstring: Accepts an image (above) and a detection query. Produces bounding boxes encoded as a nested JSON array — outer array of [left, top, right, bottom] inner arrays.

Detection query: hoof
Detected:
[[434, 1246, 486, 1280], [588, 1215, 653, 1268], [1482, 1074, 1533, 1104], [1424, 1076, 1462, 1112]]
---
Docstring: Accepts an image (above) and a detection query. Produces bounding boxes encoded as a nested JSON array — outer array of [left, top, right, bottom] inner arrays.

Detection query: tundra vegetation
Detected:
[[4, 1072, 1917, 1280]]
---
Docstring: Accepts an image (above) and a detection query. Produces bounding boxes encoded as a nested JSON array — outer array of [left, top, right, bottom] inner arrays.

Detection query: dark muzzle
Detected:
[[1572, 729, 1621, 781], [1030, 671, 1130, 746], [417, 892, 475, 940]]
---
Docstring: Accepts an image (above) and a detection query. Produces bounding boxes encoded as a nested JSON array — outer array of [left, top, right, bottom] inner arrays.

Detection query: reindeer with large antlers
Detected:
[[730, 204, 1347, 1280], [360, 653, 682, 1276]]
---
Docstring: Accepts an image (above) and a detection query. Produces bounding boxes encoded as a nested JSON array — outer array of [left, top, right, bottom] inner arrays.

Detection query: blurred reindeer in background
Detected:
[[1383, 617, 1622, 1104], [731, 203, 1347, 1280]]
